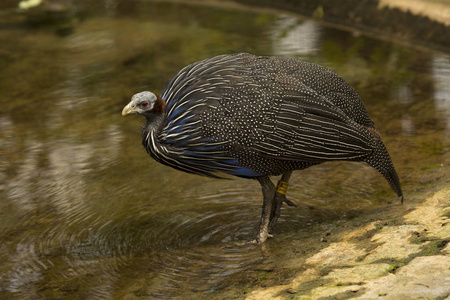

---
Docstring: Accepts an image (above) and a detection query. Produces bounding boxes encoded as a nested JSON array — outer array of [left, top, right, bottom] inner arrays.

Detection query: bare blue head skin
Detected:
[[122, 91, 161, 117]]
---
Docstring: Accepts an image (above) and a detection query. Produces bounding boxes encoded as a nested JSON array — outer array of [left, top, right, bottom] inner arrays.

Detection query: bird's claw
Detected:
[[283, 197, 297, 207]]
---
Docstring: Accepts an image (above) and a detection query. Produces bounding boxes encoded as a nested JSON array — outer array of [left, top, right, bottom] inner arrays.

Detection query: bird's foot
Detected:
[[252, 232, 273, 244], [269, 192, 296, 232]]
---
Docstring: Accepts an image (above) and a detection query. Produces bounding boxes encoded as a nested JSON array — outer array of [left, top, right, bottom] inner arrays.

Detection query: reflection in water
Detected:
[[432, 55, 450, 137], [397, 81, 414, 106], [396, 82, 416, 136], [0, 1, 449, 299], [400, 115, 416, 136], [5, 141, 42, 213], [271, 16, 320, 56]]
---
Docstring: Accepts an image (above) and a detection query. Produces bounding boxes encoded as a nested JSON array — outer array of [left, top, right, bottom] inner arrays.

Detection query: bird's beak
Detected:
[[121, 101, 136, 116]]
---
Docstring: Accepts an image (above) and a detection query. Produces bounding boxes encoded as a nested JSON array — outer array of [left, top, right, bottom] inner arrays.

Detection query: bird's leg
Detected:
[[269, 171, 296, 232], [255, 176, 276, 244]]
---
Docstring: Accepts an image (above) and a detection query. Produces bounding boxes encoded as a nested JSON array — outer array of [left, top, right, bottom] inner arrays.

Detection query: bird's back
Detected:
[[162, 53, 374, 127]]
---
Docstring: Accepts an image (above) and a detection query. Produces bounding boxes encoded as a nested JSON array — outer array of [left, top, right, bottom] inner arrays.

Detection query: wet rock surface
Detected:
[[246, 187, 450, 299]]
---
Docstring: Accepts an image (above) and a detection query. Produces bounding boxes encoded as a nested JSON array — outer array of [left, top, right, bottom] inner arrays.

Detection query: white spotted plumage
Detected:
[[137, 53, 402, 197]]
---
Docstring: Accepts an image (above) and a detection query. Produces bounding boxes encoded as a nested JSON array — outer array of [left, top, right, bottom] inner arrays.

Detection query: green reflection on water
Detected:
[[0, 1, 448, 299]]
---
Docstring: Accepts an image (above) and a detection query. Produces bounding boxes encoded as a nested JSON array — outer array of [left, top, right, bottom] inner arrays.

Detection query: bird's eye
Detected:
[[142, 102, 148, 108]]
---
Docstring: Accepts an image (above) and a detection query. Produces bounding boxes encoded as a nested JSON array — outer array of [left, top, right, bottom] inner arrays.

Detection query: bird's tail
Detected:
[[364, 140, 403, 202]]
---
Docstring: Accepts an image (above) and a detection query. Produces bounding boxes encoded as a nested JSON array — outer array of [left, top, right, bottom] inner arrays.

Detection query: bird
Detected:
[[122, 53, 403, 243]]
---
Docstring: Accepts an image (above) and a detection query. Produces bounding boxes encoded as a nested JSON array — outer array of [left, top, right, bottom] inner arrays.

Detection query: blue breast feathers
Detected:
[[158, 98, 260, 178]]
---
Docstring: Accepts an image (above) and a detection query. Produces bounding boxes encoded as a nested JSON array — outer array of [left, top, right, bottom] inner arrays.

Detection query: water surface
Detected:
[[0, 1, 449, 299]]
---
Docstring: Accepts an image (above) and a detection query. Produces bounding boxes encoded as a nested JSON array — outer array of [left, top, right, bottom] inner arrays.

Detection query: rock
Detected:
[[310, 285, 363, 298], [363, 225, 426, 263], [404, 188, 450, 239], [305, 242, 366, 266], [291, 268, 320, 288], [354, 256, 450, 299], [442, 242, 450, 255], [245, 284, 287, 300], [323, 263, 392, 284], [343, 221, 381, 240]]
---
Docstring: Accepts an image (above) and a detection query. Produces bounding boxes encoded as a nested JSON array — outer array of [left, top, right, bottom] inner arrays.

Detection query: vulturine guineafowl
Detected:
[[122, 53, 403, 243]]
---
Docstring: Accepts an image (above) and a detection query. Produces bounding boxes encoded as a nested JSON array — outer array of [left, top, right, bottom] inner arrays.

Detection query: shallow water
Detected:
[[0, 1, 449, 299]]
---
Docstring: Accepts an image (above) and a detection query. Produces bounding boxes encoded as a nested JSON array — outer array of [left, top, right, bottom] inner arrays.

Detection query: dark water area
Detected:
[[0, 1, 449, 299]]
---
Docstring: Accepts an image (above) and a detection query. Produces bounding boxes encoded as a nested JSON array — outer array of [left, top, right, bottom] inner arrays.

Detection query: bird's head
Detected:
[[121, 91, 166, 117]]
